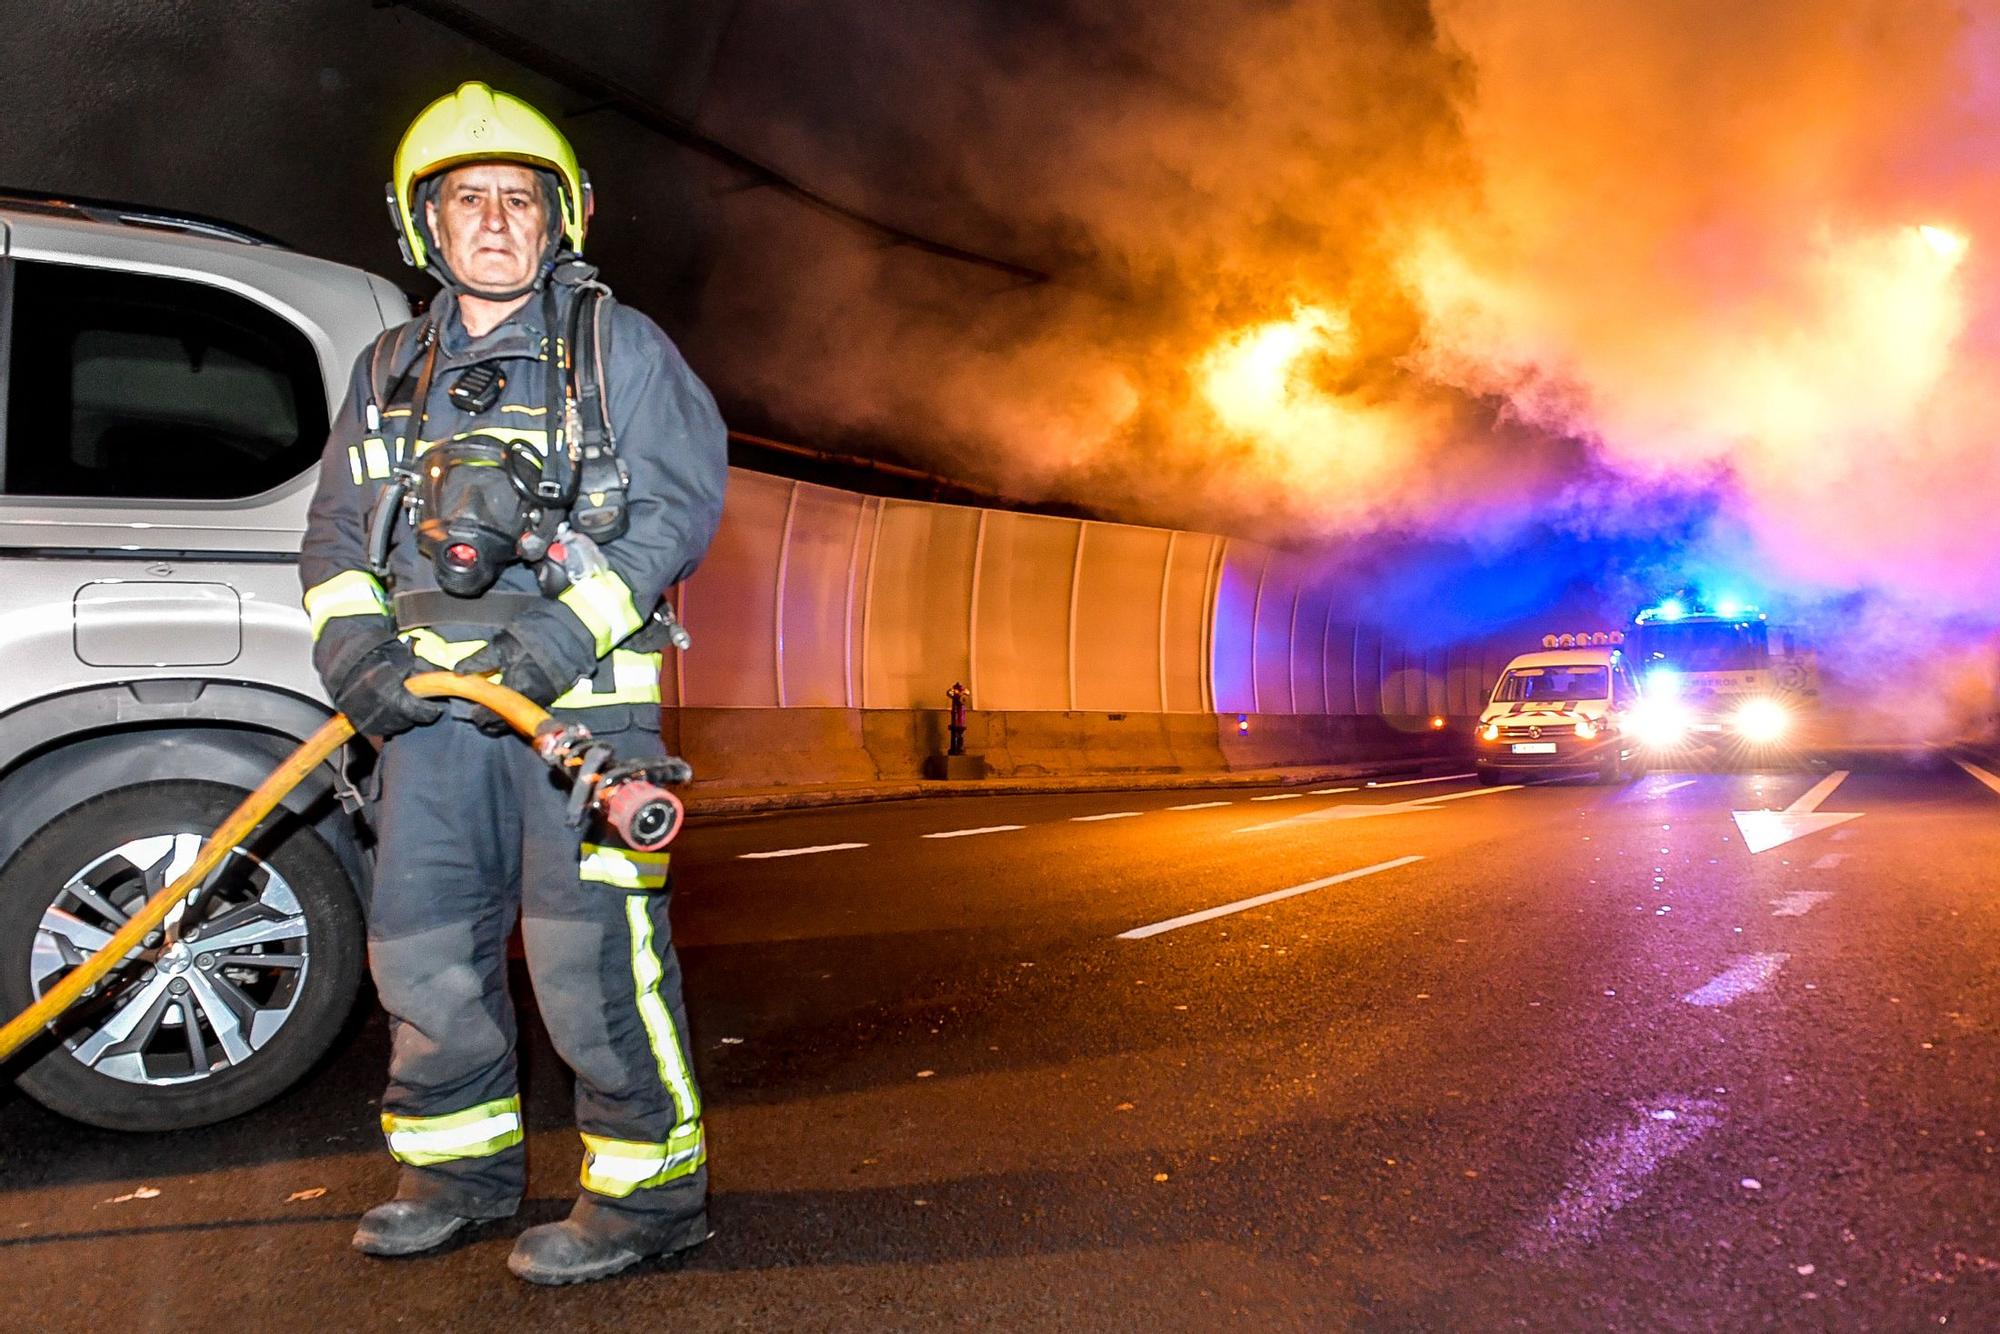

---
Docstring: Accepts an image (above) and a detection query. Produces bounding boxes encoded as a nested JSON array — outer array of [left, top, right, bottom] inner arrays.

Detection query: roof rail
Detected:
[[0, 188, 287, 248]]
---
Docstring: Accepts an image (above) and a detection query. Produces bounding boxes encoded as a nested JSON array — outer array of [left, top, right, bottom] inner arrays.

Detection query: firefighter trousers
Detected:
[[362, 708, 706, 1241]]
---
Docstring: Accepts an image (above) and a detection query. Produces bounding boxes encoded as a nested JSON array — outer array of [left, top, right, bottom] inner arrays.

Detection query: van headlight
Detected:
[[1733, 697, 1789, 744], [1574, 718, 1598, 740], [1480, 722, 1500, 742]]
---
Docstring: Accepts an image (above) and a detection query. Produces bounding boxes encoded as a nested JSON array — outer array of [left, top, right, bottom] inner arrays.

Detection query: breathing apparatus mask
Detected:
[[406, 439, 543, 596]]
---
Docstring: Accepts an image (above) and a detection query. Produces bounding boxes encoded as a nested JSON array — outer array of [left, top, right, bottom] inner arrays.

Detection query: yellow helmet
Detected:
[[385, 81, 591, 276]]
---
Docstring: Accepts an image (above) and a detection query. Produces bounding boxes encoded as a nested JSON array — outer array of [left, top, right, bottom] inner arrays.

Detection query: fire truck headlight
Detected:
[[1733, 697, 1790, 744], [1631, 701, 1688, 749]]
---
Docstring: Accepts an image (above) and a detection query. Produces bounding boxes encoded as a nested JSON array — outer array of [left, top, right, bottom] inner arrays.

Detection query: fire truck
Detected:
[[1626, 596, 1818, 749]]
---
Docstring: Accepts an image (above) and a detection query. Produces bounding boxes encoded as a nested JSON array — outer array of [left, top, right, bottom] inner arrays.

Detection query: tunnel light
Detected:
[[1733, 697, 1790, 745]]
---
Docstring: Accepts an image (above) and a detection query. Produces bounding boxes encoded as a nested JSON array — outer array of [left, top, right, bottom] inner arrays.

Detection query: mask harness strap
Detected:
[[364, 318, 440, 579]]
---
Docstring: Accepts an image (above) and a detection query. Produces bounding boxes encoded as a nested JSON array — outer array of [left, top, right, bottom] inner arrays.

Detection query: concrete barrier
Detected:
[[667, 707, 1468, 790]]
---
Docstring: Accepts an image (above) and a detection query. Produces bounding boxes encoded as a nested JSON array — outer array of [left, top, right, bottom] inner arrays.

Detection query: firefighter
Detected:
[[298, 82, 727, 1284]]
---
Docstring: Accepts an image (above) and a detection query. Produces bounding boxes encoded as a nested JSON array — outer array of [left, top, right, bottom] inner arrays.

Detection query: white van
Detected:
[[1473, 646, 1642, 784]]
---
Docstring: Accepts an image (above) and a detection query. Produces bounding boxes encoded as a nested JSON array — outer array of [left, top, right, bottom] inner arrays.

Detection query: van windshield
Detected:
[[1493, 665, 1609, 703]]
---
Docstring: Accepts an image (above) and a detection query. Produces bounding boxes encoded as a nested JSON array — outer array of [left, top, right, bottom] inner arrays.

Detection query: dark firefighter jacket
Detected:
[[299, 279, 727, 729]]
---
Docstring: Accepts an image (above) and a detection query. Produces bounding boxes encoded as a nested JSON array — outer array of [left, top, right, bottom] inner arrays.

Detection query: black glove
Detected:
[[457, 604, 597, 734], [330, 639, 444, 738]]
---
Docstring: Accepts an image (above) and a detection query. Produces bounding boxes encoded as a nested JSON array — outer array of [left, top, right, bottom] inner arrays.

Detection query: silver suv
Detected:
[[0, 192, 406, 1130]]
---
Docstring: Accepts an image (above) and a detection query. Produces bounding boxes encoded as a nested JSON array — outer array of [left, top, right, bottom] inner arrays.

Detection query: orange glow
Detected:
[[1198, 304, 1353, 431], [1916, 224, 1968, 263], [1188, 304, 1429, 514]]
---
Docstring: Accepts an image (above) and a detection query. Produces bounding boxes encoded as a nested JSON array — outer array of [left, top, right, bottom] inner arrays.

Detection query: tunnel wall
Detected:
[[662, 470, 1510, 785]]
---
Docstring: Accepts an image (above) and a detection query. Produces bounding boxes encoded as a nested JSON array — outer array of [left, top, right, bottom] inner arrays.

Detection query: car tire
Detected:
[[0, 781, 362, 1132]]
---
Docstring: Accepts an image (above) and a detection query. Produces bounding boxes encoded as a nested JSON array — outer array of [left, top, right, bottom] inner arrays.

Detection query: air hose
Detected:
[[0, 671, 688, 1066]]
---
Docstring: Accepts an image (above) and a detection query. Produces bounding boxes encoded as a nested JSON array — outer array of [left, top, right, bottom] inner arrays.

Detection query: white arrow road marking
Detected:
[[1235, 782, 1521, 834], [1770, 891, 1832, 917], [1651, 779, 1697, 796], [1955, 758, 2000, 797], [1809, 853, 1846, 870], [1682, 953, 1790, 1006], [1118, 856, 1424, 939], [738, 843, 868, 860], [1731, 770, 1861, 853], [1515, 1099, 1723, 1257], [922, 825, 1025, 839], [1071, 811, 1142, 822]]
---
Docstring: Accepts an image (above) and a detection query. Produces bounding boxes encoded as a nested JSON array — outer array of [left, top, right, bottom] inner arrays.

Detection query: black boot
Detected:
[[352, 1199, 496, 1257], [506, 1210, 711, 1286]]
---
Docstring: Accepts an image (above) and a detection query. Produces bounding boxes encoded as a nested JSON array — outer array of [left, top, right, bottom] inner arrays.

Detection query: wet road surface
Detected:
[[3, 755, 1997, 1329]]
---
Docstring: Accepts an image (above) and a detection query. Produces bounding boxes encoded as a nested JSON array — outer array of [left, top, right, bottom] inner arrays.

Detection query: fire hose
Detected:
[[0, 671, 690, 1067]]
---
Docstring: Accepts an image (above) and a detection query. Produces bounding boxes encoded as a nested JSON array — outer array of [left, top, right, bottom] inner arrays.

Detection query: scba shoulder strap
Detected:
[[560, 272, 630, 543]]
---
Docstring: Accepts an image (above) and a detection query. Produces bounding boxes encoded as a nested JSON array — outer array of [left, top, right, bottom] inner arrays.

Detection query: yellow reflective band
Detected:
[[362, 437, 391, 480], [559, 570, 644, 656], [626, 895, 701, 1129], [346, 446, 364, 485], [580, 843, 671, 890], [551, 649, 662, 709], [578, 1126, 705, 1198], [303, 570, 390, 639], [401, 628, 489, 669], [498, 403, 548, 416], [383, 407, 412, 419], [381, 1096, 523, 1167]]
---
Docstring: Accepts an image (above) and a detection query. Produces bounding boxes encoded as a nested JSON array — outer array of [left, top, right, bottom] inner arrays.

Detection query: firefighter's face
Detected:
[[428, 164, 549, 294]]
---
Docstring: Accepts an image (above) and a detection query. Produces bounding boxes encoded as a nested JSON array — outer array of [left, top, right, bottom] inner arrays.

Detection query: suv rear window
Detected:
[[3, 259, 327, 500]]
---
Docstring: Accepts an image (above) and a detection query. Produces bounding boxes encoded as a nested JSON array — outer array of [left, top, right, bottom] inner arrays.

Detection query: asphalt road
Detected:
[[3, 754, 1998, 1330]]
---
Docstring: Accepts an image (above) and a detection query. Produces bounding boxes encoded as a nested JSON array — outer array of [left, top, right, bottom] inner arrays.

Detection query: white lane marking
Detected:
[[1651, 779, 1697, 796], [1117, 856, 1424, 940], [1955, 758, 2000, 797], [1770, 891, 1832, 917], [1515, 1099, 1722, 1257], [1071, 811, 1142, 822], [1732, 771, 1860, 853], [1411, 785, 1522, 805], [921, 825, 1025, 840], [737, 842, 868, 860], [1250, 793, 1304, 802], [1682, 953, 1790, 1007], [1234, 782, 1521, 833], [1167, 801, 1232, 811], [1809, 853, 1846, 870], [1787, 770, 1850, 814], [1310, 786, 1358, 795], [1366, 773, 1475, 789]]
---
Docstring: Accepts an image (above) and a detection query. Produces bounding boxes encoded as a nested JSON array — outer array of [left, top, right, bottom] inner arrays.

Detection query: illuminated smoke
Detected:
[[696, 0, 2000, 659]]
